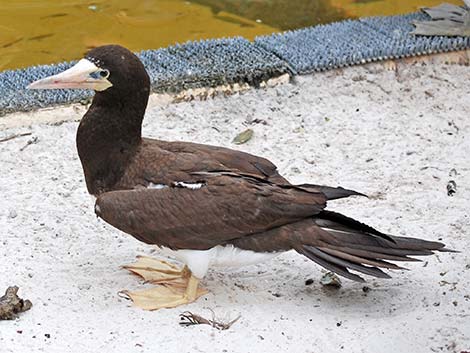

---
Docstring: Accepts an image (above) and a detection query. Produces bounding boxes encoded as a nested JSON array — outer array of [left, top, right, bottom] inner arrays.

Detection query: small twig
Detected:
[[0, 132, 32, 143], [429, 74, 457, 89], [366, 80, 392, 94], [19, 136, 39, 151], [179, 310, 241, 330]]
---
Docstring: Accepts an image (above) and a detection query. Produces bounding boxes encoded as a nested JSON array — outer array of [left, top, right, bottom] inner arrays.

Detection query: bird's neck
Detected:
[[76, 90, 148, 195]]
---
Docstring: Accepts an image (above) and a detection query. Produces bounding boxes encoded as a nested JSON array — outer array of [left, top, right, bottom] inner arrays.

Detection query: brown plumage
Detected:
[[30, 44, 452, 290]]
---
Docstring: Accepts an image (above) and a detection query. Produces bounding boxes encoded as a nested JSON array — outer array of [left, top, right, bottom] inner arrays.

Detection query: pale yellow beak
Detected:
[[27, 58, 112, 91]]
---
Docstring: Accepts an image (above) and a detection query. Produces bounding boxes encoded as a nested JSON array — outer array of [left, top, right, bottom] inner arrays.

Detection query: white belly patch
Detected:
[[156, 245, 282, 278], [209, 245, 281, 267]]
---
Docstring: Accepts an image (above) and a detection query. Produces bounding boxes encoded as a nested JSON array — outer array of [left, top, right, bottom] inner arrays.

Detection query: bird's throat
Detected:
[[76, 92, 146, 195]]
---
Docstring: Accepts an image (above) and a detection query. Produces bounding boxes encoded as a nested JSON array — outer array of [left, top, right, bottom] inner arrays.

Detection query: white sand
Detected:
[[0, 62, 469, 353]]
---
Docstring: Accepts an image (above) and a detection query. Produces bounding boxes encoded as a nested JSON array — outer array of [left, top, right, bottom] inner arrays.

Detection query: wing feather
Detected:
[[96, 174, 326, 250]]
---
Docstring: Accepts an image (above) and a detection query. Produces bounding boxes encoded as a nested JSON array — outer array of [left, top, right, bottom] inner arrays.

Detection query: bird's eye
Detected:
[[90, 69, 110, 79], [90, 69, 109, 80], [99, 69, 110, 78]]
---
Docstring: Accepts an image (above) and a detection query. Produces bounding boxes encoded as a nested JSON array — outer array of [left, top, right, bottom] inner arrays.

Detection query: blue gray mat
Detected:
[[1, 12, 469, 115], [139, 37, 288, 92], [0, 38, 287, 115], [256, 12, 470, 73]]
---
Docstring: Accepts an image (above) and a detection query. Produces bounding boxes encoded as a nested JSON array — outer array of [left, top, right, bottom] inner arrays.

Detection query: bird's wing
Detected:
[[95, 173, 326, 250], [151, 139, 287, 183]]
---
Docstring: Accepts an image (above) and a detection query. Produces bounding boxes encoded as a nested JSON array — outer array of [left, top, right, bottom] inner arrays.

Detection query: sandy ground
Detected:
[[0, 62, 469, 353]]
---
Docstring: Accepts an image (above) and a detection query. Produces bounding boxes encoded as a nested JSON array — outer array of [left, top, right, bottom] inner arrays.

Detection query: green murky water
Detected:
[[0, 0, 461, 71]]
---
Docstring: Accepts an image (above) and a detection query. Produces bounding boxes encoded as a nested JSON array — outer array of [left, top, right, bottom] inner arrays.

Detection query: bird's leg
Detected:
[[123, 255, 191, 285], [121, 273, 206, 310], [185, 275, 200, 302]]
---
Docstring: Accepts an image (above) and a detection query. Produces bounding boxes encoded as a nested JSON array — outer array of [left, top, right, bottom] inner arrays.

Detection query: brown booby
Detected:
[[28, 45, 452, 310]]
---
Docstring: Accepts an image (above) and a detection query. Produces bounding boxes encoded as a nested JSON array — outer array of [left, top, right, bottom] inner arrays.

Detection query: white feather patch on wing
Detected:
[[146, 182, 205, 190], [173, 181, 205, 190], [147, 183, 168, 189]]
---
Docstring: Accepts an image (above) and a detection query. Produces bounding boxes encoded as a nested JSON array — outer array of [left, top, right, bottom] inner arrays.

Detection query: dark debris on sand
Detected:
[[0, 286, 32, 320]]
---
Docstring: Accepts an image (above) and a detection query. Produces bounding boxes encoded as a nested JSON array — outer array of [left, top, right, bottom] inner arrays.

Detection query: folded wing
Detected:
[[95, 174, 326, 250]]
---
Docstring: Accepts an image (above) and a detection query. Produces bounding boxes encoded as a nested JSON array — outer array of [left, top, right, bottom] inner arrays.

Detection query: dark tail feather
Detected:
[[315, 210, 397, 243], [298, 184, 367, 201], [296, 211, 452, 282], [304, 246, 391, 279], [298, 246, 366, 282], [317, 247, 406, 270], [322, 245, 422, 262]]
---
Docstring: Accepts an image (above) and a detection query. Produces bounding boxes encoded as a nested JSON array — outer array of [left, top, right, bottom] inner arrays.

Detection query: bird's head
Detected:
[[28, 44, 150, 98]]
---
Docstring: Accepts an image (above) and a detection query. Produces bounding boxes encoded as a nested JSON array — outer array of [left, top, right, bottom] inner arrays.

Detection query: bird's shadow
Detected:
[[115, 252, 427, 318], [202, 262, 424, 319]]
